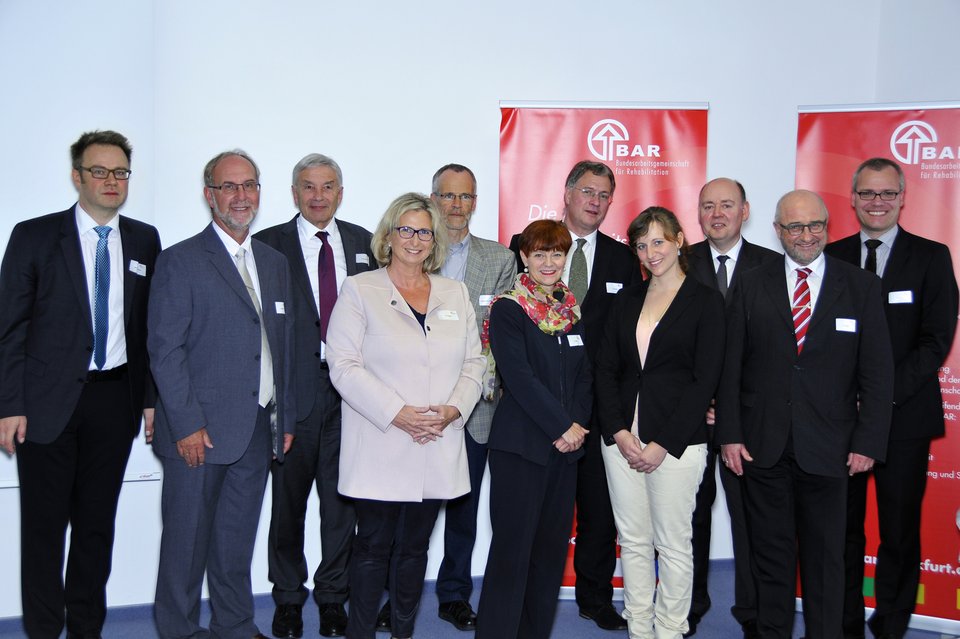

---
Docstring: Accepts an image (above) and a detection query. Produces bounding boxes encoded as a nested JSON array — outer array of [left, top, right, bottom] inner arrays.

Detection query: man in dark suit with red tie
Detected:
[[826, 158, 958, 639], [509, 160, 642, 631], [718, 189, 894, 639], [254, 154, 376, 638], [686, 178, 778, 639], [0, 130, 161, 638]]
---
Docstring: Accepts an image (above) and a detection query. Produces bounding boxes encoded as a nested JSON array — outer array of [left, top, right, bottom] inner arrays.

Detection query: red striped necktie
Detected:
[[792, 267, 812, 354]]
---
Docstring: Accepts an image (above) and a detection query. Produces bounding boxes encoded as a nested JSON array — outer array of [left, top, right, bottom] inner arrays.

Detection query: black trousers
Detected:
[[572, 428, 618, 612], [690, 448, 757, 626], [268, 377, 355, 606], [346, 499, 442, 639], [743, 453, 847, 639], [843, 437, 930, 639], [17, 374, 135, 639], [477, 450, 577, 639]]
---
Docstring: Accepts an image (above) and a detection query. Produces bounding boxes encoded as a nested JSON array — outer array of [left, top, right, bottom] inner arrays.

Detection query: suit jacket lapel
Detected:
[[339, 220, 363, 276], [464, 235, 486, 301], [882, 227, 911, 289], [119, 216, 137, 325], [647, 277, 696, 364], [692, 243, 718, 292], [808, 257, 843, 334], [60, 207, 93, 334], [761, 261, 794, 333], [282, 217, 319, 319], [201, 225, 257, 315]]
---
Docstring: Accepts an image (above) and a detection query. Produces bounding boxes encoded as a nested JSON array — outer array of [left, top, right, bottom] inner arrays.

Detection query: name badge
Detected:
[[356, 254, 370, 265], [478, 294, 493, 307], [836, 318, 857, 333], [128, 260, 147, 277], [567, 334, 584, 347], [888, 290, 914, 304], [437, 310, 459, 321], [275, 302, 286, 314], [606, 282, 623, 294]]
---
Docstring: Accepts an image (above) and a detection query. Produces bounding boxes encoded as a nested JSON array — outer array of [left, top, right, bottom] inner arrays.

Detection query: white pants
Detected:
[[602, 440, 707, 639]]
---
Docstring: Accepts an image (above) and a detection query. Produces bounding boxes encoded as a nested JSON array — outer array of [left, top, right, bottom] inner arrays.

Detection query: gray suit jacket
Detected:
[[254, 215, 375, 422], [148, 223, 296, 464], [460, 234, 516, 443]]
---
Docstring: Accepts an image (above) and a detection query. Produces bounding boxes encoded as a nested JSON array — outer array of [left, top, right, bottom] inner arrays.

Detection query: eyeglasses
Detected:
[[395, 226, 434, 240], [209, 181, 260, 194], [778, 220, 827, 236], [435, 192, 476, 203], [573, 187, 611, 202], [80, 166, 131, 180], [856, 190, 901, 201]]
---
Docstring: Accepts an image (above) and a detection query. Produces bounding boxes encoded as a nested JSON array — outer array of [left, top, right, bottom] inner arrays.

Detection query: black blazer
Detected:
[[487, 299, 592, 466], [509, 231, 642, 364], [717, 255, 895, 477], [254, 215, 375, 422], [0, 206, 161, 443], [826, 228, 958, 441], [687, 238, 781, 306], [594, 276, 725, 458]]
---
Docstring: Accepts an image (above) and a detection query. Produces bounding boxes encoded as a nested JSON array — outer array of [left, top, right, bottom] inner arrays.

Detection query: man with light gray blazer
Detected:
[[427, 164, 517, 630]]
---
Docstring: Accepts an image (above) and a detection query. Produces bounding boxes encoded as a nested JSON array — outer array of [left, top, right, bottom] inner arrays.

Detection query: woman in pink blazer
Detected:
[[326, 193, 484, 639]]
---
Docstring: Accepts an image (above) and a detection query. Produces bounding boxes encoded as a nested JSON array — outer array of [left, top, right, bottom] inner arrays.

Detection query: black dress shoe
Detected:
[[376, 600, 391, 632], [742, 619, 761, 639], [66, 633, 102, 639], [319, 603, 348, 637], [579, 603, 628, 631], [683, 615, 699, 637], [438, 600, 477, 631], [272, 603, 303, 638]]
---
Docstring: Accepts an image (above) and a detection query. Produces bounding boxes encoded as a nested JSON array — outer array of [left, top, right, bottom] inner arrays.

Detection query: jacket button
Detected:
[[315, 352, 322, 358], [255, 354, 261, 361], [252, 391, 258, 397], [315, 320, 321, 327]]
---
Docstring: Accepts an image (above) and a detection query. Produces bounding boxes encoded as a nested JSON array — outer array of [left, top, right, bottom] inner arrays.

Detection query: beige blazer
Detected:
[[327, 268, 484, 501]]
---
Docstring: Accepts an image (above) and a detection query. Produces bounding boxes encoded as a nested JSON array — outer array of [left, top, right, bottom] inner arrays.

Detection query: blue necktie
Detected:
[[93, 226, 111, 370]]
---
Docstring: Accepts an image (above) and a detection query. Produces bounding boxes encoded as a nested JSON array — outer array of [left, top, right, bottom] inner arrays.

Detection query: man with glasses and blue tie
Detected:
[[826, 158, 958, 639], [149, 150, 295, 639], [718, 189, 894, 639], [0, 130, 161, 638]]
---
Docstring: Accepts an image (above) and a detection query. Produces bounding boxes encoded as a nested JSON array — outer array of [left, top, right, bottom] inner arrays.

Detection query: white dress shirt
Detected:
[[858, 226, 899, 278], [76, 205, 126, 371], [563, 228, 599, 286], [709, 235, 744, 279]]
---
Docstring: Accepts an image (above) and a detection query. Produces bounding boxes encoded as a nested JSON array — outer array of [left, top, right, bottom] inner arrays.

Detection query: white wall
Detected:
[[0, 0, 957, 620]]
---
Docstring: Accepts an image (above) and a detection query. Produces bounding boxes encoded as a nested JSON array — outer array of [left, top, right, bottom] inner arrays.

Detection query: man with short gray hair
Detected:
[[255, 153, 376, 638]]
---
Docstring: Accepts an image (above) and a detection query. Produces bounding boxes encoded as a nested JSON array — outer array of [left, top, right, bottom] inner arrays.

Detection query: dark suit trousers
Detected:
[[268, 374, 355, 606], [436, 428, 488, 603], [347, 499, 442, 639], [843, 437, 929, 638], [477, 450, 577, 639], [154, 407, 271, 639], [17, 374, 134, 639], [691, 448, 757, 625], [573, 428, 618, 612], [743, 452, 847, 639]]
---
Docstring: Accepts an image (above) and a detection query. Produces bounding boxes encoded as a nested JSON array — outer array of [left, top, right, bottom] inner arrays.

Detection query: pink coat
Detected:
[[327, 269, 484, 501]]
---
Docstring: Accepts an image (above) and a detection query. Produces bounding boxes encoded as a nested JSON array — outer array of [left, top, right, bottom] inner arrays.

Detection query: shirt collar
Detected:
[[784, 251, 826, 279], [709, 235, 743, 261], [858, 225, 899, 247], [298, 214, 340, 242], [212, 221, 252, 257], [567, 228, 599, 247], [75, 203, 120, 235]]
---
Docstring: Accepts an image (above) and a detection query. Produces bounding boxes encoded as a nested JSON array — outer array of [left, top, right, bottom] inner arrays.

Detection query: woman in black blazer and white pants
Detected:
[[595, 207, 724, 639]]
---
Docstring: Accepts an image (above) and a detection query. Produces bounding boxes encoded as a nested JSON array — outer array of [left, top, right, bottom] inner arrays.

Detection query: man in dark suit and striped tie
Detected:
[[718, 189, 894, 639]]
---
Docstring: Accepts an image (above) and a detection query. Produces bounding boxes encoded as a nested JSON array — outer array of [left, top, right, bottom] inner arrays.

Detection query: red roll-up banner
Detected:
[[499, 103, 708, 246], [796, 103, 960, 631], [499, 102, 709, 590]]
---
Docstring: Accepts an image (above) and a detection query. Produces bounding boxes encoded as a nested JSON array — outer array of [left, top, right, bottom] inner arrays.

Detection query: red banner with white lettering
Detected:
[[796, 105, 960, 627], [499, 103, 708, 589], [499, 104, 708, 246]]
